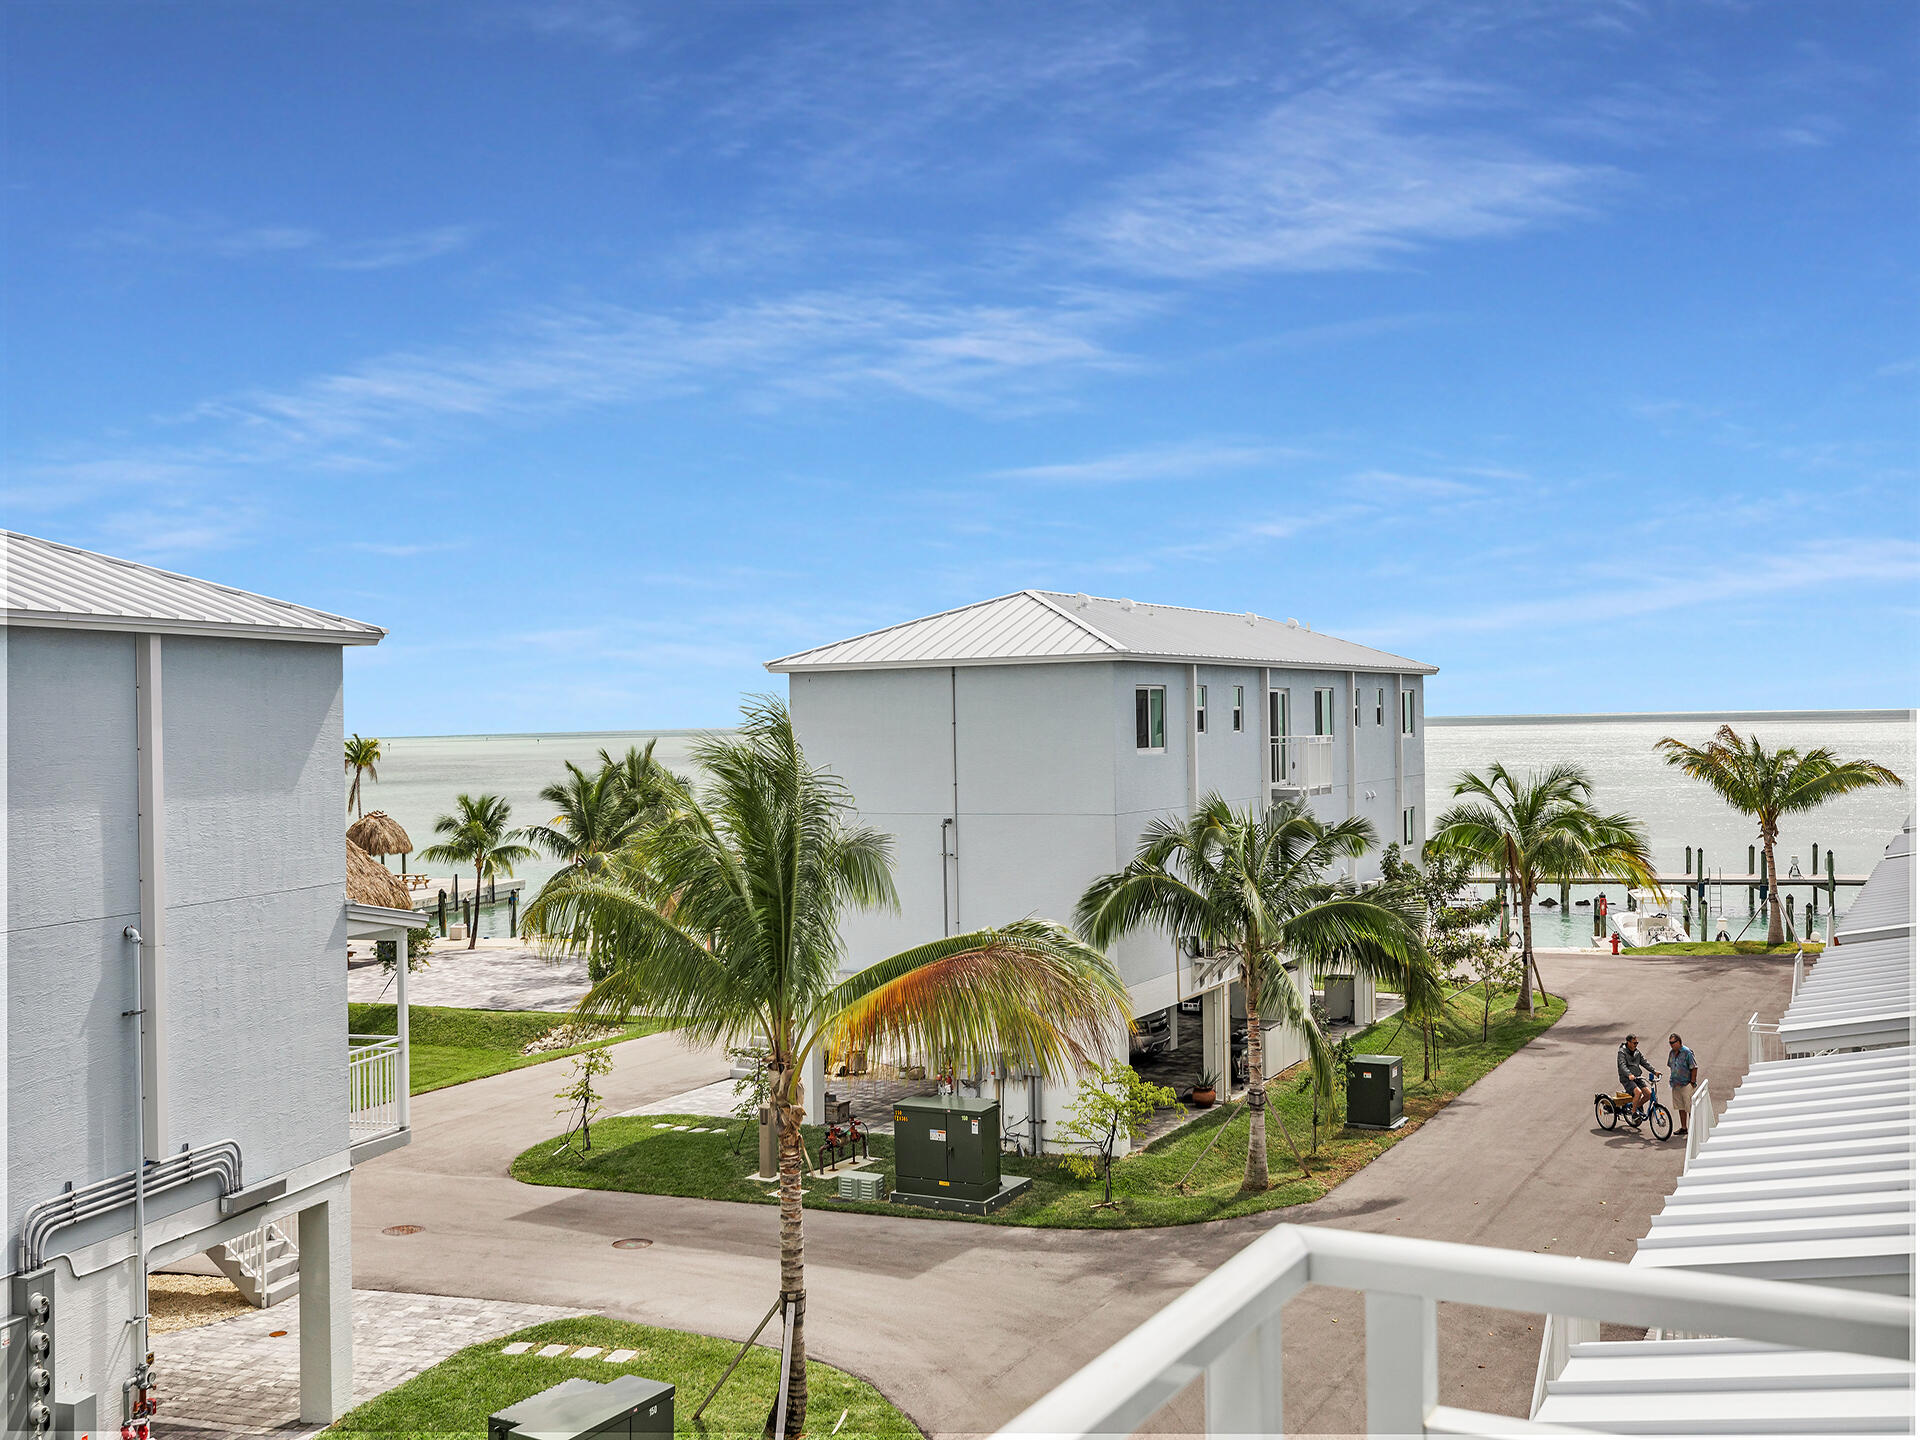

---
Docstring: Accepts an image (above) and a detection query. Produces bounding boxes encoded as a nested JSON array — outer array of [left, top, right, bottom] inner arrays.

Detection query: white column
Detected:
[[135, 633, 169, 1158], [1186, 663, 1200, 813], [297, 1192, 353, 1423], [392, 926, 411, 1132], [1208, 1312, 1284, 1437], [1346, 669, 1358, 834], [1365, 1291, 1437, 1436], [1391, 672, 1405, 865], [1201, 986, 1229, 1093], [803, 1043, 825, 1126]]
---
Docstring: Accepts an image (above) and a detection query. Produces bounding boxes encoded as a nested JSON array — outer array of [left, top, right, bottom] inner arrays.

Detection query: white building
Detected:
[[2, 533, 418, 1434], [767, 589, 1436, 1144]]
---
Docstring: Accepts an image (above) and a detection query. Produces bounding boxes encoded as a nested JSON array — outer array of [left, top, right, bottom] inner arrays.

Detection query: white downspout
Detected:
[[393, 925, 411, 1133]]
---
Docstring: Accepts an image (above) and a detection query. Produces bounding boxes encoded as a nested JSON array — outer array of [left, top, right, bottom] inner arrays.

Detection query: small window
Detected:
[[1196, 684, 1208, 734], [1313, 686, 1335, 737], [1403, 806, 1418, 845], [1376, 687, 1385, 726], [1231, 685, 1244, 732], [1400, 688, 1416, 736], [1352, 686, 1361, 728], [1135, 686, 1166, 751]]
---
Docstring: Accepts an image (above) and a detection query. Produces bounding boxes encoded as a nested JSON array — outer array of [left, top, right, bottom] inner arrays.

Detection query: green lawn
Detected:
[[349, 1003, 672, 1094], [326, 1315, 920, 1439], [511, 990, 1563, 1229], [1626, 940, 1823, 956]]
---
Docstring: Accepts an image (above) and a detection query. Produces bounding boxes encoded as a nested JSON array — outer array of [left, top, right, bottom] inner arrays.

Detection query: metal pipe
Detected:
[[20, 1141, 242, 1271], [123, 925, 152, 1361]]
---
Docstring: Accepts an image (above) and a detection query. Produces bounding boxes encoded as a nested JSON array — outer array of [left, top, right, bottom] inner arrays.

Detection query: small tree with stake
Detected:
[[554, 1047, 613, 1157], [1059, 1060, 1179, 1209]]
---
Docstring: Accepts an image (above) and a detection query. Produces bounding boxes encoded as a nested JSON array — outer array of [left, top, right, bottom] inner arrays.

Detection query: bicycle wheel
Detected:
[[1596, 1096, 1618, 1130], [1649, 1103, 1673, 1141]]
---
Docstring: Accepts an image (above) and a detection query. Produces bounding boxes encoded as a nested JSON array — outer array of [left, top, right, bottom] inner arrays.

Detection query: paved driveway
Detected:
[[349, 949, 1790, 1437]]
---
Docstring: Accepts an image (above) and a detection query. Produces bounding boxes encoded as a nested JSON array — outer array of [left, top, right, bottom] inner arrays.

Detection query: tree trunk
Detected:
[[471, 862, 483, 948], [1482, 977, 1490, 1041], [1241, 957, 1270, 1193], [1764, 837, 1785, 945], [1515, 880, 1537, 1015], [772, 1078, 809, 1438]]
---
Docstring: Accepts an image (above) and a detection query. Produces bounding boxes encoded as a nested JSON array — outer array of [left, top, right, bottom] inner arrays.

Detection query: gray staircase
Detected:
[[208, 1220, 299, 1308]]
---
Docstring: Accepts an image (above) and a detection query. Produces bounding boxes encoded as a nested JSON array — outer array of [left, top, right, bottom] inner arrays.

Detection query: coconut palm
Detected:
[[1428, 764, 1656, 1011], [598, 739, 683, 830], [524, 698, 1127, 1437], [420, 794, 534, 950], [1656, 726, 1903, 944], [344, 734, 382, 817], [1076, 796, 1424, 1193], [526, 762, 640, 877]]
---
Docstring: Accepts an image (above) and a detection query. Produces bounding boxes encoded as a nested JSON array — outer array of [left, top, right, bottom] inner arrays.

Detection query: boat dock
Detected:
[[1467, 873, 1870, 889]]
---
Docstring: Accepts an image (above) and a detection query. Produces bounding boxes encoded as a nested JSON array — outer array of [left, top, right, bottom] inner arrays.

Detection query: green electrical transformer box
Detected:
[[1346, 1053, 1406, 1131], [892, 1095, 1002, 1202]]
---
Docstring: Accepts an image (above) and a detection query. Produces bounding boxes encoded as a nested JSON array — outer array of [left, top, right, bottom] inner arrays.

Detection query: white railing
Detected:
[[1685, 1077, 1714, 1164], [995, 1224, 1909, 1440], [1529, 1313, 1598, 1419], [1792, 948, 1809, 998], [1270, 735, 1335, 795], [348, 1034, 402, 1140], [1747, 1012, 1785, 1065]]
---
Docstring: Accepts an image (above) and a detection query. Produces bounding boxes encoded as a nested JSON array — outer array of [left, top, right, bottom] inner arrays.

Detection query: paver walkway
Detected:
[[154, 1290, 577, 1436], [347, 941, 589, 1012], [342, 949, 1788, 1438]]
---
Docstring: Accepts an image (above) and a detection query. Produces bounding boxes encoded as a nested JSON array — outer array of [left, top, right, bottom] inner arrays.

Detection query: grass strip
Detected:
[[511, 990, 1562, 1229], [348, 1002, 671, 1094], [326, 1314, 920, 1438]]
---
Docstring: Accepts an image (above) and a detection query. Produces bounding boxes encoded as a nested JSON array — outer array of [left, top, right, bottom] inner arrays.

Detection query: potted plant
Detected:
[[1191, 1070, 1219, 1107]]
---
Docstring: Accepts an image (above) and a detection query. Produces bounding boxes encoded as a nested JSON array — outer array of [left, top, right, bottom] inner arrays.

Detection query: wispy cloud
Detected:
[[82, 212, 474, 271], [991, 440, 1307, 486], [1071, 74, 1608, 278], [342, 538, 471, 558]]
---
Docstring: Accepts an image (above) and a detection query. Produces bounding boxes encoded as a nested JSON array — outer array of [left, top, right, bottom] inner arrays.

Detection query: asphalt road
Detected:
[[350, 949, 1791, 1437]]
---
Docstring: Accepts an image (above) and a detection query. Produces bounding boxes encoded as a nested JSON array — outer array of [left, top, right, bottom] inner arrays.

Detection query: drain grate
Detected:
[[611, 1238, 653, 1250], [382, 1224, 424, 1236]]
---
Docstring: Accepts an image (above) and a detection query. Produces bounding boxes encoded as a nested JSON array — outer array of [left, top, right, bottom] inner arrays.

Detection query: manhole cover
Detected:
[[382, 1224, 424, 1236], [611, 1238, 653, 1250]]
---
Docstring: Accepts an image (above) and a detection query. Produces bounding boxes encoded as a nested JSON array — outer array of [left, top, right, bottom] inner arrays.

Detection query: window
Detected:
[[1352, 685, 1361, 728], [1313, 686, 1336, 737], [1403, 806, 1418, 845], [1196, 684, 1208, 734], [1135, 686, 1166, 751], [1268, 689, 1290, 781], [1376, 687, 1386, 726], [1400, 688, 1416, 736], [1232, 685, 1244, 732]]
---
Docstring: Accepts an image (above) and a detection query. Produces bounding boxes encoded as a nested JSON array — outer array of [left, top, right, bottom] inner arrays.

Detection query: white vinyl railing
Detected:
[[1684, 1077, 1714, 1164], [1271, 734, 1335, 796], [996, 1224, 1909, 1440], [1792, 948, 1809, 998], [1747, 1013, 1785, 1065], [348, 1034, 402, 1140]]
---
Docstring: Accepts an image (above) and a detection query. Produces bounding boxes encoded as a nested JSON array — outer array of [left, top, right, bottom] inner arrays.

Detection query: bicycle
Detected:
[[1594, 1073, 1672, 1140]]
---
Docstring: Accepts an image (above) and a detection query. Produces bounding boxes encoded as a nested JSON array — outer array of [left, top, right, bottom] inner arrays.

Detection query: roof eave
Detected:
[[769, 650, 1437, 675], [4, 611, 386, 646]]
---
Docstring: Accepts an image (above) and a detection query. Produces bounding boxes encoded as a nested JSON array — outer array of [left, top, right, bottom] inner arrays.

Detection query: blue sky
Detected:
[[5, 1, 1916, 733]]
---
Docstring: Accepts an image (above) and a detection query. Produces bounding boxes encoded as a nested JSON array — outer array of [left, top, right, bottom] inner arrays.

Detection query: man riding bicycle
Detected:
[[1617, 1034, 1656, 1118]]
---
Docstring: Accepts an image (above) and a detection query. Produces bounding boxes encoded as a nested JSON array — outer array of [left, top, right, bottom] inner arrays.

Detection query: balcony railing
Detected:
[[1747, 1012, 1785, 1065], [1269, 734, 1334, 796], [348, 1034, 402, 1141], [995, 1224, 1907, 1440]]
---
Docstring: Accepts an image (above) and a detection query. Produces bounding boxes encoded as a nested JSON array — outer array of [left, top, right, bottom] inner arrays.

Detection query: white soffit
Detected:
[[2, 530, 385, 645]]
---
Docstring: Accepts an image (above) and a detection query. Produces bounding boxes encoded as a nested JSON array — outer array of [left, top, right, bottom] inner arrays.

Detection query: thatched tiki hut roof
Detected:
[[347, 838, 413, 910], [347, 810, 412, 858]]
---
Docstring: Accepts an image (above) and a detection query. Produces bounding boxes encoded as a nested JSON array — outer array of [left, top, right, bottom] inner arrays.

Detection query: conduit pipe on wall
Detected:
[[19, 1141, 242, 1272]]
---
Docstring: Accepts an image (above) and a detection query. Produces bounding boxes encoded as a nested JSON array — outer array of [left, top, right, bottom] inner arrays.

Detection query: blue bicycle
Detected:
[[1594, 1073, 1673, 1141]]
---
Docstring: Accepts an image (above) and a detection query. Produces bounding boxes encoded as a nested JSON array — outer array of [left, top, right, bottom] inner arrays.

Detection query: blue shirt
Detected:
[[1668, 1045, 1697, 1086]]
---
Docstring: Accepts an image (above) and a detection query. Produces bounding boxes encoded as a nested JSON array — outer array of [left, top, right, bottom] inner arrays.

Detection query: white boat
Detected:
[[1607, 888, 1690, 947]]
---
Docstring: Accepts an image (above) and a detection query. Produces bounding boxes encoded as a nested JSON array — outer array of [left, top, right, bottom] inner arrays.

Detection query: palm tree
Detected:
[[420, 794, 535, 950], [1076, 796, 1422, 1193], [344, 734, 382, 817], [524, 699, 1127, 1437], [1656, 726, 1903, 944], [598, 739, 683, 830], [1428, 764, 1656, 1011], [526, 762, 640, 878]]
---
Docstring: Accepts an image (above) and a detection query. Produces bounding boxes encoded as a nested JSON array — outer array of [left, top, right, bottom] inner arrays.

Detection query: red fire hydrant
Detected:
[[1610, 931, 1622, 955]]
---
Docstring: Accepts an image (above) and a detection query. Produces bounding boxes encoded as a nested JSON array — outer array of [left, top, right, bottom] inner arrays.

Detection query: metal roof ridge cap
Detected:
[[1021, 589, 1128, 652], [762, 590, 1045, 670]]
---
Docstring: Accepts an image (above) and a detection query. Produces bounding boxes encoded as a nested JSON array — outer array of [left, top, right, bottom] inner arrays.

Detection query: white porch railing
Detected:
[[1684, 1077, 1715, 1164], [1271, 734, 1335, 796], [995, 1224, 1909, 1440], [1747, 1012, 1785, 1065], [348, 1034, 402, 1140], [1792, 948, 1809, 998]]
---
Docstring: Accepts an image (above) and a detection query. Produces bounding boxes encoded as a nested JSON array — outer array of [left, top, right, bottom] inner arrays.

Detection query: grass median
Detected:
[[348, 1002, 672, 1094], [510, 989, 1563, 1228], [1621, 940, 1822, 956], [326, 1314, 919, 1438]]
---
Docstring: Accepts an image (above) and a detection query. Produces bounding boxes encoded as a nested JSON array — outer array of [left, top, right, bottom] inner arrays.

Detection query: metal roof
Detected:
[[1780, 936, 1915, 1056], [766, 589, 1436, 675], [1, 530, 383, 645], [1834, 819, 1914, 946], [1633, 1047, 1914, 1291]]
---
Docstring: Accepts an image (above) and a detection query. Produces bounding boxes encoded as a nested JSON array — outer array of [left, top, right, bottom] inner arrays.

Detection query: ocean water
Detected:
[[356, 712, 1914, 943], [1427, 711, 1915, 945]]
